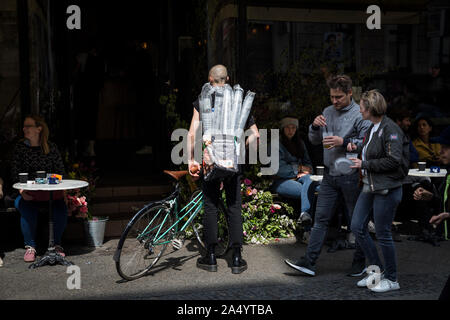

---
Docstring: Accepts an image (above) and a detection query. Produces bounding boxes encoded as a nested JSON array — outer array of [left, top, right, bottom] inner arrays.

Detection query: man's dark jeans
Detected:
[[351, 186, 402, 282], [202, 174, 243, 248], [305, 171, 365, 265]]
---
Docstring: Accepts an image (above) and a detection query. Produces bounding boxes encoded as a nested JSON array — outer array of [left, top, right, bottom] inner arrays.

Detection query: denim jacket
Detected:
[[276, 142, 312, 179]]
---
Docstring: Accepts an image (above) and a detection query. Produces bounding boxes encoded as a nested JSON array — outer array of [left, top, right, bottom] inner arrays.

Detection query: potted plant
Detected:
[[67, 193, 108, 247], [64, 154, 107, 247]]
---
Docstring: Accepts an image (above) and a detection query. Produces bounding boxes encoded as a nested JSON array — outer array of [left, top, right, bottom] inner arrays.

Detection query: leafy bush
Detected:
[[240, 178, 296, 244]]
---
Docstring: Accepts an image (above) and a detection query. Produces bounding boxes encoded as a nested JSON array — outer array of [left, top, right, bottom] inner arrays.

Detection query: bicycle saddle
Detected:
[[164, 170, 189, 181]]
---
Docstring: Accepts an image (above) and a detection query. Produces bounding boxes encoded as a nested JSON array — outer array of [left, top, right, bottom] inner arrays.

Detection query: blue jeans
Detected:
[[15, 196, 68, 248], [306, 171, 365, 265], [351, 186, 402, 282], [271, 175, 315, 213]]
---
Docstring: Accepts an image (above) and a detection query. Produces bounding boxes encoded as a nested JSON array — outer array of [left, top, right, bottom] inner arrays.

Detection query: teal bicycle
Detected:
[[114, 170, 230, 281]]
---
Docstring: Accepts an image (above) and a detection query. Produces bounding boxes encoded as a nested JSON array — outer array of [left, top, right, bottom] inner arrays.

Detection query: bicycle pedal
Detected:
[[172, 239, 185, 250]]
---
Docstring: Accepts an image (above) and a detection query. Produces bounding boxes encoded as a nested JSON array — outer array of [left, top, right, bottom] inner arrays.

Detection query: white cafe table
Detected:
[[408, 168, 447, 178], [13, 179, 89, 269]]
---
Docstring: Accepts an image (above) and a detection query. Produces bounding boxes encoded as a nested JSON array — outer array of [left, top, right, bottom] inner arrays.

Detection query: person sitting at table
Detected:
[[412, 116, 441, 166], [270, 116, 318, 226], [11, 115, 67, 263], [411, 125, 450, 246]]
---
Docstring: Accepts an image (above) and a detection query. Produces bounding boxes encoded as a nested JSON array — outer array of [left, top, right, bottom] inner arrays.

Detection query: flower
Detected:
[[244, 178, 253, 186], [67, 194, 91, 219]]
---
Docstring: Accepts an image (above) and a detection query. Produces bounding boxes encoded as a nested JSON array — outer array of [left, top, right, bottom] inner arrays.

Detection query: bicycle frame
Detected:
[[137, 185, 204, 246]]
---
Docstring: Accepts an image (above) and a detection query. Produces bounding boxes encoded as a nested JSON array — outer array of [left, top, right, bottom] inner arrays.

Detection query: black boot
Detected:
[[231, 246, 247, 274], [197, 245, 217, 272]]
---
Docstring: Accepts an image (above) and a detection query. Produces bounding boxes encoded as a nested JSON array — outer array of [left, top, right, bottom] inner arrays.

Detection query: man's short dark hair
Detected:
[[389, 106, 411, 123], [326, 75, 352, 94]]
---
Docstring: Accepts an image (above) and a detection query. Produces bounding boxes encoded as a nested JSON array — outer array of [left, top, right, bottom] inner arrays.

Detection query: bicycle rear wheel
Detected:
[[191, 190, 230, 257], [115, 204, 174, 280]]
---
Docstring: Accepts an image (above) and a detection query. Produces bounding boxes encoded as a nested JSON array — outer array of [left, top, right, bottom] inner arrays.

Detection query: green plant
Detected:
[[240, 178, 296, 244]]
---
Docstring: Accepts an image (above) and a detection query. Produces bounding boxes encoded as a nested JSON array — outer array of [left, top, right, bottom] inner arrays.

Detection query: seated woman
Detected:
[[11, 115, 67, 263], [412, 116, 441, 166], [270, 116, 318, 225]]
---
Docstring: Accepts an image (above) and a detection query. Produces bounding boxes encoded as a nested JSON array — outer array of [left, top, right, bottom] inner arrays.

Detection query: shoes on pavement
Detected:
[[357, 271, 384, 288], [297, 212, 312, 224], [55, 245, 66, 257], [370, 278, 400, 293], [368, 221, 376, 234], [231, 247, 247, 274], [285, 256, 316, 276], [24, 246, 36, 263], [197, 244, 217, 272], [347, 259, 366, 277], [197, 252, 217, 272]]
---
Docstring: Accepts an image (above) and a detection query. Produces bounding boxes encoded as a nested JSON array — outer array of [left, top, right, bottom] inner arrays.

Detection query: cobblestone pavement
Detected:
[[0, 235, 448, 300]]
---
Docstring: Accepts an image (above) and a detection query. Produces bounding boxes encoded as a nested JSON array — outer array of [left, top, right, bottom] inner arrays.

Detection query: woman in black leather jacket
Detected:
[[347, 90, 409, 293]]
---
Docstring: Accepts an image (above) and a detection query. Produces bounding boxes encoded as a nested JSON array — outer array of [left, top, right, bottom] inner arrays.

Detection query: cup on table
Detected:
[[418, 162, 426, 171], [36, 171, 46, 179], [316, 166, 324, 176], [322, 131, 334, 149], [19, 173, 28, 183]]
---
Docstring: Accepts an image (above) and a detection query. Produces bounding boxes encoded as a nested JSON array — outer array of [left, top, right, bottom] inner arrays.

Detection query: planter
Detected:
[[84, 217, 109, 247]]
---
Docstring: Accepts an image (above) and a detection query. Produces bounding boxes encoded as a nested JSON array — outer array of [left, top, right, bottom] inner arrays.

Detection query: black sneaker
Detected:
[[347, 259, 366, 277], [285, 256, 316, 276], [197, 253, 217, 272]]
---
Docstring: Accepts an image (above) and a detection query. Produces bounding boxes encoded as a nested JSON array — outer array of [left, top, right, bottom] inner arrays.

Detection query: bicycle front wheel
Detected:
[[115, 204, 174, 281]]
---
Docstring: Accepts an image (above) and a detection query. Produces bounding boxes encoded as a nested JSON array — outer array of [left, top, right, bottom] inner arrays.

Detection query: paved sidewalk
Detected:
[[0, 235, 448, 300]]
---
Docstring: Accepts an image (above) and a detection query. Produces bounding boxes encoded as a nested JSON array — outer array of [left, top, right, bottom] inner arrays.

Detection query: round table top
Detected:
[[408, 168, 447, 178], [13, 179, 89, 191]]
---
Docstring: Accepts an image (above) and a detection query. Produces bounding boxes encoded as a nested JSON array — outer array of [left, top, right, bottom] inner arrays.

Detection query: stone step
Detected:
[[93, 184, 172, 199]]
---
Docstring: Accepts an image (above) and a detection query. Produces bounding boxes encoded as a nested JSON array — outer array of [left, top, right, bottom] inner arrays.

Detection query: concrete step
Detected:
[[90, 184, 172, 217], [93, 184, 172, 199]]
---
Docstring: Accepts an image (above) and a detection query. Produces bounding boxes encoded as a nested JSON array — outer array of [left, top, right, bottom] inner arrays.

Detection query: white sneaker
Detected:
[[368, 221, 376, 234], [357, 272, 384, 288], [370, 278, 400, 293], [297, 212, 312, 225], [347, 232, 356, 245], [0, 256, 3, 267]]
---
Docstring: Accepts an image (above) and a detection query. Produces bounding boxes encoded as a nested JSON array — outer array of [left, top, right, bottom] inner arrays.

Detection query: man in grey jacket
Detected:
[[285, 75, 371, 276]]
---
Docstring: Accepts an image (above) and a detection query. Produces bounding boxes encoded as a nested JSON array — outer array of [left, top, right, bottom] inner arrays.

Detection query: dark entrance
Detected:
[[51, 0, 206, 185]]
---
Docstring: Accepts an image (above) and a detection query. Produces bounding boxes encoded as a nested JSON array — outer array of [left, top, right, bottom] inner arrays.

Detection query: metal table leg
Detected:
[[30, 191, 73, 269]]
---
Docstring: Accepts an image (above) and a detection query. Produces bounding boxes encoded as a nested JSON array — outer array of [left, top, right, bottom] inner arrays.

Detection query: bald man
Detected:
[[188, 65, 259, 274]]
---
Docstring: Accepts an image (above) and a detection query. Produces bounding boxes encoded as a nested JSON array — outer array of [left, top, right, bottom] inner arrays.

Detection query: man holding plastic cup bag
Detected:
[[285, 75, 371, 277], [188, 65, 259, 274]]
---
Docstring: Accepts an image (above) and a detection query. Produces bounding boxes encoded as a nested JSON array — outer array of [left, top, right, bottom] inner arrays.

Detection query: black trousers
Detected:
[[201, 174, 243, 248]]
